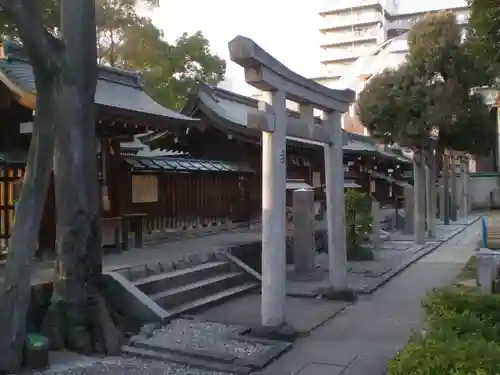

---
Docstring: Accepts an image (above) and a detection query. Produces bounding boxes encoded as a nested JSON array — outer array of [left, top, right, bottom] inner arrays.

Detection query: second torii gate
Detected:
[[229, 36, 355, 329]]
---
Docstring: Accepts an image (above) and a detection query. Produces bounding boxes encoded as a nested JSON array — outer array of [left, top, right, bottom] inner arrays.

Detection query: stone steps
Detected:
[[167, 282, 259, 316], [104, 255, 260, 325], [133, 261, 229, 295], [151, 271, 249, 308]]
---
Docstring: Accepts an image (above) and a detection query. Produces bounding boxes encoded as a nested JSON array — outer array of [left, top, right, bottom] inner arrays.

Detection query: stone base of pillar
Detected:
[[317, 286, 358, 302], [288, 268, 324, 282], [248, 322, 299, 342]]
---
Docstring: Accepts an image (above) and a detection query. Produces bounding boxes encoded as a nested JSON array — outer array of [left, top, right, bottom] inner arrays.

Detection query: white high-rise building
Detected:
[[316, 0, 469, 87], [314, 0, 469, 134]]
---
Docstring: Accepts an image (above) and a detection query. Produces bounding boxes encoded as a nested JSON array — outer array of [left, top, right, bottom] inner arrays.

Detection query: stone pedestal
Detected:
[[414, 157, 426, 245], [458, 160, 466, 219], [450, 154, 458, 221], [292, 188, 315, 276], [371, 199, 381, 250], [403, 186, 414, 235], [438, 185, 445, 222], [476, 249, 500, 295]]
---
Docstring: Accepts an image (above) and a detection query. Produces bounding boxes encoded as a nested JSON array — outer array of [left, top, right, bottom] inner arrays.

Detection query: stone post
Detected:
[[292, 188, 315, 276], [458, 158, 466, 219], [425, 158, 435, 237], [325, 112, 348, 290], [260, 90, 287, 327], [438, 185, 445, 222], [429, 149, 437, 236], [443, 152, 450, 225], [414, 152, 426, 245], [403, 185, 414, 235], [465, 159, 471, 217], [450, 152, 458, 221], [371, 199, 381, 250]]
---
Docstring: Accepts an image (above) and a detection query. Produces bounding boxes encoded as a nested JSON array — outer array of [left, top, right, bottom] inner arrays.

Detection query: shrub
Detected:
[[389, 287, 500, 374], [344, 190, 373, 261], [388, 334, 500, 375], [424, 287, 500, 325]]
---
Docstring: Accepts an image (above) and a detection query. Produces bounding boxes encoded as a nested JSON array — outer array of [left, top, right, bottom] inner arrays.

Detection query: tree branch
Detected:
[[0, 0, 63, 74]]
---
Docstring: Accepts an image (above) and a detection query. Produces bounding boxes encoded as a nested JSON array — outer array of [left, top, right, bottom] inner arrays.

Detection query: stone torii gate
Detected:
[[229, 36, 355, 329]]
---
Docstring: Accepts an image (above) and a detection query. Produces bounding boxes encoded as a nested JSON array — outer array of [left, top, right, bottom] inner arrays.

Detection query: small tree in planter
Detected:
[[345, 190, 374, 261], [315, 190, 373, 260]]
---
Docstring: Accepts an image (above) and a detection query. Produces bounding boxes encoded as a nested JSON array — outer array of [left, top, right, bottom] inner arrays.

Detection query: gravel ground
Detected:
[[142, 319, 270, 359], [30, 357, 235, 375]]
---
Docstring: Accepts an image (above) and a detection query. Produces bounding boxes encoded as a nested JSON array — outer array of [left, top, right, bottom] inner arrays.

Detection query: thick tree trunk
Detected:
[[0, 78, 57, 372], [42, 0, 123, 355]]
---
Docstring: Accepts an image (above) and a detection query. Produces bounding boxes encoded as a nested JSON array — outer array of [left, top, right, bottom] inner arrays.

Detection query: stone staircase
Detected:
[[104, 252, 260, 324]]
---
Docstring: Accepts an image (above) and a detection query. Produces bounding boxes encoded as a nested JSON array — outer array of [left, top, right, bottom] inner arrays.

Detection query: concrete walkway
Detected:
[[0, 226, 262, 285], [257, 219, 481, 375]]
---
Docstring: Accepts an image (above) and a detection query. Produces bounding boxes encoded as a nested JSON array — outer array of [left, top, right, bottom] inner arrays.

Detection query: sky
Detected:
[[144, 0, 468, 96], [146, 0, 324, 96]]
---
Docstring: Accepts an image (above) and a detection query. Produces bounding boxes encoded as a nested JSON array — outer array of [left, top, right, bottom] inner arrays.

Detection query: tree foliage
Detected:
[[357, 11, 495, 154], [467, 0, 500, 85], [0, 0, 226, 109]]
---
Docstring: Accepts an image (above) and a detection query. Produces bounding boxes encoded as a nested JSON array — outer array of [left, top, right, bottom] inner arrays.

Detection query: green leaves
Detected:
[[0, 0, 226, 110], [467, 0, 500, 85], [357, 11, 496, 154]]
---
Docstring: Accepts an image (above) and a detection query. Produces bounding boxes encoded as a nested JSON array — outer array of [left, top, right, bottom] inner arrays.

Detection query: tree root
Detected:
[[42, 292, 124, 355]]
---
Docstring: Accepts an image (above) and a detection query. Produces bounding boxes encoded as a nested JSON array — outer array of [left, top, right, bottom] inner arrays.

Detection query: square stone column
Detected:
[[413, 153, 426, 245], [458, 159, 466, 219], [292, 188, 315, 276], [450, 153, 458, 221], [371, 199, 381, 250], [438, 185, 446, 222], [403, 185, 414, 235]]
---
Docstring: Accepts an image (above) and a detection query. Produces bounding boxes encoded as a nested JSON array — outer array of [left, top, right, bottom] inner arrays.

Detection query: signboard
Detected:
[[131, 174, 158, 203]]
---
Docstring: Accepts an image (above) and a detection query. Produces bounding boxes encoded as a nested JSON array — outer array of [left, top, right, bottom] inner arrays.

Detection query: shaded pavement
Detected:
[[257, 218, 481, 375]]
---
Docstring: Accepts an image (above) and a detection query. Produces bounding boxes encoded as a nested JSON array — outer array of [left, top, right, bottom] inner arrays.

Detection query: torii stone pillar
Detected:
[[229, 36, 354, 328], [450, 152, 458, 221], [414, 151, 426, 245], [464, 158, 471, 217], [425, 148, 437, 237], [442, 152, 451, 225], [458, 157, 466, 219]]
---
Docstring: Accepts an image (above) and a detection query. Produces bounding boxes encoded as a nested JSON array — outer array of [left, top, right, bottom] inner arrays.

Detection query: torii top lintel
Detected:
[[228, 35, 355, 113]]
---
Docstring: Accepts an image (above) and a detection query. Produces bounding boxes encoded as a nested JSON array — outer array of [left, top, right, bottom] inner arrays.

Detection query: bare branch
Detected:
[[0, 0, 63, 74]]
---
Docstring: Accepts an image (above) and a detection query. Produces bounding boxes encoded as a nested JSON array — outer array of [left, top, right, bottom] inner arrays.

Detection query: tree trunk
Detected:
[[0, 77, 58, 372], [42, 0, 123, 355]]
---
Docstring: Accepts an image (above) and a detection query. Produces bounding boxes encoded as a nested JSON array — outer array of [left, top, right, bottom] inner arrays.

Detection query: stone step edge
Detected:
[[133, 261, 229, 287], [167, 282, 260, 317], [122, 345, 252, 374], [130, 333, 292, 370]]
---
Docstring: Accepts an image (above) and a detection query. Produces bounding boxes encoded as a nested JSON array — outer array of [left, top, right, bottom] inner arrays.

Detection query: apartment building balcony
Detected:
[[319, 15, 382, 32], [318, 0, 381, 16], [320, 32, 379, 48], [320, 45, 378, 64]]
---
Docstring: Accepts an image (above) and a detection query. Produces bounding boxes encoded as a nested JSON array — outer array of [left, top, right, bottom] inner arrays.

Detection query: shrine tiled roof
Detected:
[[124, 155, 253, 173], [0, 41, 197, 127]]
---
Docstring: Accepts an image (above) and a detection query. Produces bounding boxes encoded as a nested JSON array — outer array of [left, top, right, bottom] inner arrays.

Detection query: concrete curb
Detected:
[[356, 216, 481, 295]]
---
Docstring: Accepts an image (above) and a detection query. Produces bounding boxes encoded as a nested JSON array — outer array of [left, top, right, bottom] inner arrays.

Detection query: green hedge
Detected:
[[388, 287, 500, 375]]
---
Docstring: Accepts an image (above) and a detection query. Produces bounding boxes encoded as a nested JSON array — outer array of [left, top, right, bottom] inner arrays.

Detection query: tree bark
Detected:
[[0, 78, 57, 372], [42, 0, 123, 354]]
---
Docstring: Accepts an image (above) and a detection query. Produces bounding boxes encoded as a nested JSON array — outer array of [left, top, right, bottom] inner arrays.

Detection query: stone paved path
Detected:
[[256, 218, 481, 375]]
